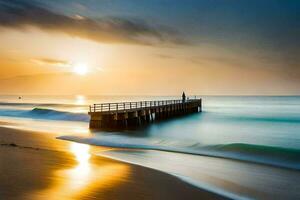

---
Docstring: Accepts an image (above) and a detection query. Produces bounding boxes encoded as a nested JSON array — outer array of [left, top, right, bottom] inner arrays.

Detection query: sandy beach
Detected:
[[0, 126, 227, 200]]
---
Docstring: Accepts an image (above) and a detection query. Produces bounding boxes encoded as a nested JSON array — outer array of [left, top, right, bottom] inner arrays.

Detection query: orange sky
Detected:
[[0, 0, 299, 95]]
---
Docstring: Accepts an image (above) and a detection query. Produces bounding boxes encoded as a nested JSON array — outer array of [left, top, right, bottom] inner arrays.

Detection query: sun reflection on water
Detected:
[[73, 95, 88, 113], [31, 142, 130, 200], [69, 143, 91, 182], [70, 143, 91, 164], [75, 95, 86, 105]]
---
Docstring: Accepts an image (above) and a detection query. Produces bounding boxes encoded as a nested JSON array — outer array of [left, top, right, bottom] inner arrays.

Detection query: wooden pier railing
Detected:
[[89, 99, 199, 113]]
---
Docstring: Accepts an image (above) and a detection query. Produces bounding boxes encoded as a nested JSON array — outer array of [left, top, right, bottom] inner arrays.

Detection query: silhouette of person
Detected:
[[182, 92, 186, 103]]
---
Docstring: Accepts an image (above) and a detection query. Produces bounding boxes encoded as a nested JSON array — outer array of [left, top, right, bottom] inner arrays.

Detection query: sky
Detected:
[[0, 0, 299, 95]]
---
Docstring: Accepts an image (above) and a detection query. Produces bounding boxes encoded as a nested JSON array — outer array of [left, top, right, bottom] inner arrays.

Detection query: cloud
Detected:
[[155, 52, 246, 68], [189, 55, 245, 67], [0, 0, 186, 45], [156, 54, 175, 59], [31, 58, 70, 67]]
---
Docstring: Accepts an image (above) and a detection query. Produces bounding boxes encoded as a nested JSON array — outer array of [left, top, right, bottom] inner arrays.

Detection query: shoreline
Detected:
[[0, 126, 227, 200], [58, 135, 300, 172]]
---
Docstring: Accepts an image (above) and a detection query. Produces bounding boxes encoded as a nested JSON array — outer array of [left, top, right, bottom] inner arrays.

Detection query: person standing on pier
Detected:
[[182, 92, 186, 103]]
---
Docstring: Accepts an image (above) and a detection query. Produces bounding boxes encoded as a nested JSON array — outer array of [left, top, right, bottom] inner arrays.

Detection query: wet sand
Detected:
[[0, 127, 226, 200]]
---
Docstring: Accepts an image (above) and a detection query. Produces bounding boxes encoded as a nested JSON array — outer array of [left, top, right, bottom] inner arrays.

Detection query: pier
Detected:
[[88, 98, 202, 129]]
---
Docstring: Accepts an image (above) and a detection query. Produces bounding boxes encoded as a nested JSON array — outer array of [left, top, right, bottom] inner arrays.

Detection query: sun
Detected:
[[73, 63, 88, 75]]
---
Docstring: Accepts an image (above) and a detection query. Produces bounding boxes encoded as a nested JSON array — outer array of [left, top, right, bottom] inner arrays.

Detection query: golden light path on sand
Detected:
[[31, 142, 130, 200], [67, 143, 92, 189]]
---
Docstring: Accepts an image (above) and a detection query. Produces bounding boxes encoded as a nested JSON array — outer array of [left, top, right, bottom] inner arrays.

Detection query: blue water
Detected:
[[0, 95, 300, 170]]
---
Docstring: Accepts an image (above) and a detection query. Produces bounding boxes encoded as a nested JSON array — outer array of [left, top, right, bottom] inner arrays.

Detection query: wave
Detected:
[[205, 110, 300, 123], [0, 102, 87, 108], [0, 108, 90, 122], [225, 114, 300, 123], [209, 143, 300, 160], [58, 134, 300, 170], [205, 143, 300, 169]]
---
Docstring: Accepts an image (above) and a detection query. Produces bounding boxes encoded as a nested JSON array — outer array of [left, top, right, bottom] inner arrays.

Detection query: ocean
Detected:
[[1, 95, 300, 199]]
